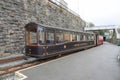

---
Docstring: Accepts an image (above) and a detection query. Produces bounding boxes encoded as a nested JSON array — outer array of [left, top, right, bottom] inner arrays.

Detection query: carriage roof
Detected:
[[24, 22, 94, 35]]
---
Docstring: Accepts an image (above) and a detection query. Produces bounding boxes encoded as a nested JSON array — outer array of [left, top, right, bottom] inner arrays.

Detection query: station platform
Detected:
[[18, 42, 120, 80]]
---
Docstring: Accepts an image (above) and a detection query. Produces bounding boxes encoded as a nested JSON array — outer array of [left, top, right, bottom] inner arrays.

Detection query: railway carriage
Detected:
[[24, 22, 98, 58], [96, 35, 103, 45]]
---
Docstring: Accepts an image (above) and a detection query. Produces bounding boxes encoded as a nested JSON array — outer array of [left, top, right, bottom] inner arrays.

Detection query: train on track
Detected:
[[24, 22, 103, 59]]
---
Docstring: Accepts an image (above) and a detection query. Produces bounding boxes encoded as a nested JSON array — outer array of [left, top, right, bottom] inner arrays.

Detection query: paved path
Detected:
[[20, 42, 120, 80]]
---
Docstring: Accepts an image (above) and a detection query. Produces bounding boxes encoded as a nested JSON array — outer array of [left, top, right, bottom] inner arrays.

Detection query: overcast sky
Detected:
[[64, 0, 120, 26]]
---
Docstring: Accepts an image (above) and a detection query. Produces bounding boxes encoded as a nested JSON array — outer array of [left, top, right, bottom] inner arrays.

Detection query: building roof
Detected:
[[84, 25, 119, 31]]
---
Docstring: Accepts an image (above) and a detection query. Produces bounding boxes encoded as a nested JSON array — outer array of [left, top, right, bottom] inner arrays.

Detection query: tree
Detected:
[[86, 22, 95, 27], [88, 22, 95, 27]]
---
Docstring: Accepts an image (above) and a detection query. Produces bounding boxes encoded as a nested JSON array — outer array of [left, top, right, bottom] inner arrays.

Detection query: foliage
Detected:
[[88, 22, 95, 27]]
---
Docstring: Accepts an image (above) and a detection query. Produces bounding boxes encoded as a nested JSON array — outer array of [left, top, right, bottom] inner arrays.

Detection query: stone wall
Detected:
[[0, 0, 26, 54], [0, 0, 86, 54]]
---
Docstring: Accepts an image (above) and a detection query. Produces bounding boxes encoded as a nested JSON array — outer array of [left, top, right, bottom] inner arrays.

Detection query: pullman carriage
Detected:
[[24, 22, 96, 58]]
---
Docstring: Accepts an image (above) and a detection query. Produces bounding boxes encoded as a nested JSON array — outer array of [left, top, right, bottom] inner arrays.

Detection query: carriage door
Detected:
[[35, 26, 46, 55], [46, 28, 55, 54]]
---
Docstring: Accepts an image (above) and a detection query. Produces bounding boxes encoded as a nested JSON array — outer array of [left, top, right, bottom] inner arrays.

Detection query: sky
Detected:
[[64, 0, 120, 26]]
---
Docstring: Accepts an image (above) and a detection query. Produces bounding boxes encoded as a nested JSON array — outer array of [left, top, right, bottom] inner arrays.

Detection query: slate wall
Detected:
[[0, 0, 86, 54]]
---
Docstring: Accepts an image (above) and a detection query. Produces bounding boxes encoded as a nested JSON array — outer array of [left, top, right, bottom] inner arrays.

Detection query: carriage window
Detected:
[[77, 34, 80, 41], [75, 34, 77, 41], [64, 31, 70, 42], [80, 34, 84, 41], [46, 29, 55, 44], [56, 30, 64, 43], [89, 35, 93, 40], [72, 33, 77, 41], [86, 35, 89, 40], [91, 34, 95, 40], [38, 26, 44, 44], [83, 35, 86, 41], [70, 32, 77, 41], [26, 31, 37, 45], [89, 35, 91, 40], [30, 32, 37, 43], [70, 32, 73, 41]]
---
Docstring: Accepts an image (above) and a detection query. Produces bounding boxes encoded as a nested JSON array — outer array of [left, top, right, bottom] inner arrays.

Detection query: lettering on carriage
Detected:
[[79, 43, 88, 46], [74, 44, 79, 47]]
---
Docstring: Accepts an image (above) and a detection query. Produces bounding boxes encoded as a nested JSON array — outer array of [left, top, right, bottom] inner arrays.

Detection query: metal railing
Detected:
[[48, 0, 80, 17]]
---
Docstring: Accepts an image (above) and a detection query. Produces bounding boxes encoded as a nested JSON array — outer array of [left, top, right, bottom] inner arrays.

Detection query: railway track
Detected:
[[0, 54, 39, 76], [0, 54, 60, 76], [0, 51, 82, 76], [0, 56, 24, 64], [0, 60, 40, 75]]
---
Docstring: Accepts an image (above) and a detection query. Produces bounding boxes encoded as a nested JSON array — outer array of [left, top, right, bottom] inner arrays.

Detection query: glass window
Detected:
[[83, 35, 86, 41], [77, 34, 80, 41], [89, 34, 93, 40], [86, 35, 89, 40], [46, 29, 55, 44], [64, 31, 70, 42], [80, 34, 84, 41], [70, 32, 73, 41], [56, 30, 64, 43], [72, 33, 77, 41], [88, 35, 91, 40], [91, 34, 95, 40], [30, 32, 37, 43], [38, 26, 44, 44], [70, 32, 77, 41]]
